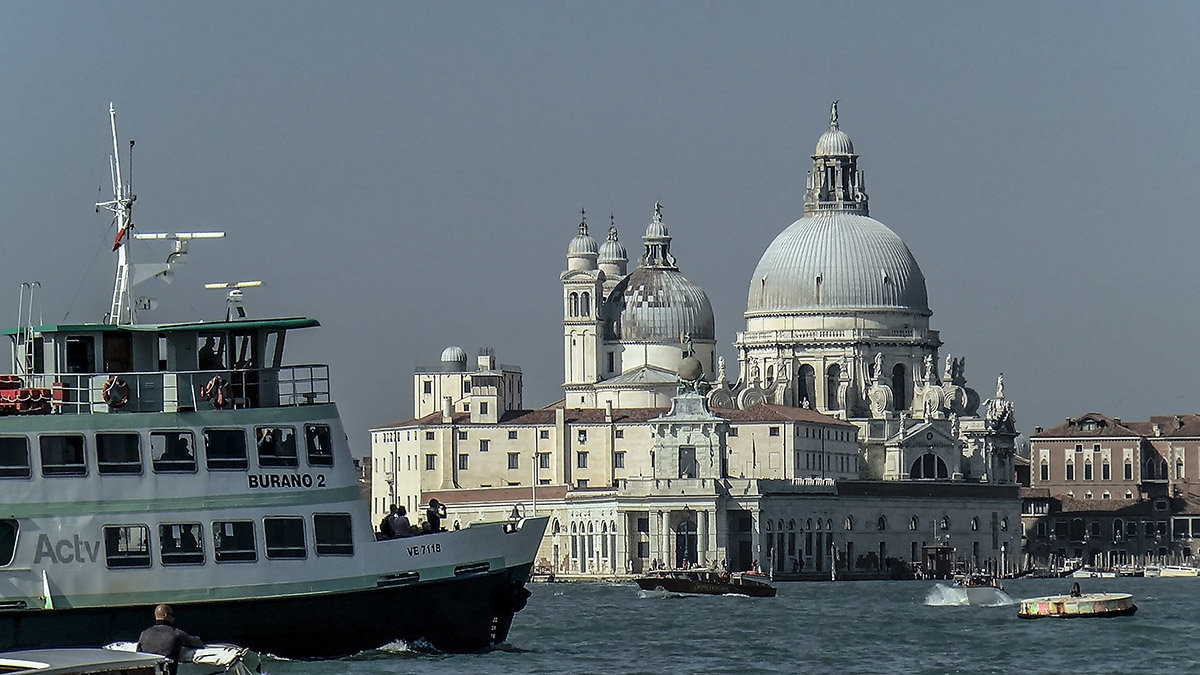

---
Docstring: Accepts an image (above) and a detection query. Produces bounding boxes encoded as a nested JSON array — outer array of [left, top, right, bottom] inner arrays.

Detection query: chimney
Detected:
[[1113, 418, 1120, 425], [1176, 415, 1184, 429], [1034, 426, 1043, 433], [441, 396, 453, 424], [1153, 424, 1162, 437]]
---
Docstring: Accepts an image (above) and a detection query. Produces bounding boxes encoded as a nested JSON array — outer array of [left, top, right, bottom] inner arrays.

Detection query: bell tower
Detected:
[[562, 211, 604, 406]]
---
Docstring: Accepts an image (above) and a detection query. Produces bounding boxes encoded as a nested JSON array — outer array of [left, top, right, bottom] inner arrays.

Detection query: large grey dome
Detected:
[[746, 212, 929, 314], [608, 267, 715, 341]]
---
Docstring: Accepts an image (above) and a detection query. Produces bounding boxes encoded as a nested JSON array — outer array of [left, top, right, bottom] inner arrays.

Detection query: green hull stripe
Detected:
[[0, 485, 362, 518]]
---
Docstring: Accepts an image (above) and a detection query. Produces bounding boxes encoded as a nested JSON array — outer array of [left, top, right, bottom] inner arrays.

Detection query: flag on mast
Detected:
[[112, 222, 130, 251]]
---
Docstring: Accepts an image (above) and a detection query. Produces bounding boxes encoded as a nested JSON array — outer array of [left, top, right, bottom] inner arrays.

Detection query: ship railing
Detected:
[[19, 364, 330, 415]]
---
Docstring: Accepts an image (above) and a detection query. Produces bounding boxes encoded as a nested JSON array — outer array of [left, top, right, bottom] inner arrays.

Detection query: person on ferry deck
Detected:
[[390, 505, 415, 537], [137, 604, 204, 675], [426, 499, 447, 532], [379, 505, 398, 539], [198, 337, 223, 370]]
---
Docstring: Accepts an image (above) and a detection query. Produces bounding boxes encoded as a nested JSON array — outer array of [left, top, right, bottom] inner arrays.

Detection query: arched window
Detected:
[[569, 292, 579, 317], [788, 519, 795, 531], [806, 518, 812, 530], [844, 516, 854, 531], [815, 519, 822, 531], [675, 520, 697, 568], [581, 292, 591, 316], [1000, 518, 1008, 531], [1113, 519, 1123, 540], [827, 519, 832, 531], [1144, 458, 1155, 479], [766, 365, 774, 385], [877, 515, 887, 531], [1177, 459, 1185, 480], [891, 363, 907, 411], [971, 517, 979, 531], [910, 453, 948, 479], [909, 515, 919, 531], [826, 363, 841, 411], [766, 520, 772, 531], [797, 364, 816, 408], [553, 518, 561, 534], [1039, 460, 1049, 482], [940, 516, 950, 531]]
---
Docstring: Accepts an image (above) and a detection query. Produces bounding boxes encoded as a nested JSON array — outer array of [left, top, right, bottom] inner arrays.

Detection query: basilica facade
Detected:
[[371, 104, 1022, 578]]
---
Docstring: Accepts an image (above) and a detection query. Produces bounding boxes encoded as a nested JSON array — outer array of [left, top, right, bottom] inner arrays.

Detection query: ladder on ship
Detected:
[[16, 281, 41, 375]]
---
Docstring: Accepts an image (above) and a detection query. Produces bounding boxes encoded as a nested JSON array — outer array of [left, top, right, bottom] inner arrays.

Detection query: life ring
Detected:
[[101, 376, 129, 409], [199, 376, 228, 409]]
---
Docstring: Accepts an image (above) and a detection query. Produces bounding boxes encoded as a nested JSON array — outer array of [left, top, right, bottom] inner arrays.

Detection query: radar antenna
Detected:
[[205, 281, 263, 320], [98, 104, 225, 324]]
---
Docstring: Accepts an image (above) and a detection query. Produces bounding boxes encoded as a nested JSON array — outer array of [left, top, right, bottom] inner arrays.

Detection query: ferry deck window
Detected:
[[256, 426, 298, 468], [160, 523, 204, 565], [103, 524, 151, 568], [264, 517, 306, 559], [313, 514, 353, 555], [213, 521, 257, 562], [305, 424, 333, 467], [205, 429, 248, 470], [150, 431, 196, 473], [97, 432, 142, 475], [197, 334, 227, 371], [0, 519, 15, 565], [0, 437, 31, 478], [40, 434, 86, 476]]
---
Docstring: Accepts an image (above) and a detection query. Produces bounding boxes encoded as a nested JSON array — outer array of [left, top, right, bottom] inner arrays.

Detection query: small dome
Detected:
[[815, 125, 854, 156], [678, 356, 703, 381], [598, 227, 627, 265], [567, 220, 598, 256], [440, 346, 467, 363]]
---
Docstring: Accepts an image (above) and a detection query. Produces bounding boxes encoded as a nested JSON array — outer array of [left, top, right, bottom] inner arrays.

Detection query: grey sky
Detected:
[[2, 3, 1197, 454]]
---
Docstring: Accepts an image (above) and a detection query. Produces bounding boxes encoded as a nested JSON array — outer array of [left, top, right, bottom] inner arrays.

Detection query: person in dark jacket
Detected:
[[426, 498, 447, 532], [137, 604, 204, 675]]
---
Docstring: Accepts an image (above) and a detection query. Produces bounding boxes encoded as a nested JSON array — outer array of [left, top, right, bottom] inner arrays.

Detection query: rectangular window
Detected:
[[577, 452, 588, 469], [1084, 463, 1093, 480], [539, 452, 550, 469], [159, 523, 204, 565], [1066, 463, 1075, 481], [539, 429, 550, 440], [425, 454, 436, 470], [577, 429, 587, 443], [1102, 463, 1111, 481], [40, 434, 86, 476], [615, 452, 625, 469], [0, 437, 31, 478], [213, 521, 257, 562], [508, 453, 520, 470], [256, 426, 298, 468], [150, 431, 196, 473], [1040, 463, 1049, 481], [607, 352, 615, 373], [636, 541, 649, 558], [458, 431, 468, 440], [577, 479, 588, 489], [463, 379, 471, 394], [313, 514, 354, 555], [425, 431, 435, 441], [637, 517, 650, 533], [508, 430, 518, 440], [423, 380, 432, 394], [615, 429, 624, 439], [264, 517, 306, 559], [479, 439, 489, 452], [204, 429, 248, 470], [97, 433, 141, 475], [678, 446, 697, 478], [480, 401, 489, 415], [1092, 443, 1100, 452], [104, 524, 150, 568], [458, 454, 469, 471], [728, 427, 738, 437], [305, 424, 334, 467], [769, 427, 780, 437], [1124, 462, 1133, 481]]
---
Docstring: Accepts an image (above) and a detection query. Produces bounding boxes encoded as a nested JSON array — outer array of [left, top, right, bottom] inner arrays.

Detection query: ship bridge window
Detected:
[[256, 426, 297, 468], [205, 429, 248, 470], [103, 524, 151, 568], [264, 517, 307, 559], [313, 514, 353, 556], [97, 432, 142, 475], [159, 523, 204, 565], [198, 334, 227, 371], [40, 435, 86, 477], [65, 336, 95, 374], [213, 521, 257, 563], [0, 519, 15, 566], [150, 431, 196, 473], [0, 437, 31, 479], [305, 424, 333, 467]]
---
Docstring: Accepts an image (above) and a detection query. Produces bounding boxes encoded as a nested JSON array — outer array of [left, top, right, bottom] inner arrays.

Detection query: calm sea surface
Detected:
[[261, 577, 1200, 674]]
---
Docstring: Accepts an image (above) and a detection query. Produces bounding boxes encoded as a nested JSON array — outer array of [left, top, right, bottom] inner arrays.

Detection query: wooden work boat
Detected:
[[1017, 590, 1137, 619], [635, 569, 776, 597]]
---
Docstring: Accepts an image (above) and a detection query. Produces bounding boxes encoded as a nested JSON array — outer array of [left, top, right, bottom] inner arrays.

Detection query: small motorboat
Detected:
[[948, 572, 1006, 604], [1070, 566, 1117, 578], [635, 569, 777, 597], [1017, 583, 1137, 619], [105, 642, 261, 674], [0, 648, 167, 674], [1144, 565, 1198, 578]]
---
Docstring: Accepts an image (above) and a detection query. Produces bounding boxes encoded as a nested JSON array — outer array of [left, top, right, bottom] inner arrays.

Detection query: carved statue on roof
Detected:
[[830, 100, 839, 126], [874, 352, 884, 383], [923, 354, 935, 385], [996, 373, 1005, 399]]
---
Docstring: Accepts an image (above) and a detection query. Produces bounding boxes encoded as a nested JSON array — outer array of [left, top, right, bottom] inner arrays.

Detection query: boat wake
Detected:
[[637, 589, 695, 599], [924, 583, 1016, 607]]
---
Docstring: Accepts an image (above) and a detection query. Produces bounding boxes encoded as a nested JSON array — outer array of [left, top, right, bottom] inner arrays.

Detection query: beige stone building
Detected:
[[371, 104, 1021, 577]]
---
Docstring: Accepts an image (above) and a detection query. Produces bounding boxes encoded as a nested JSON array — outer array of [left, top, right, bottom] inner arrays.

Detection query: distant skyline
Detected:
[[2, 3, 1198, 453]]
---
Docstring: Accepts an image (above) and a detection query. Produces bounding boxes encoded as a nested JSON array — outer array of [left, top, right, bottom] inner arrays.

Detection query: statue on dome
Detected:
[[874, 352, 884, 383], [996, 373, 1005, 399], [830, 100, 839, 126]]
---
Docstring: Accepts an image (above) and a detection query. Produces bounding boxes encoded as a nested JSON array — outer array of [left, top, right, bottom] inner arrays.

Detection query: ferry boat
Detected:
[[1017, 583, 1137, 619], [635, 569, 777, 598], [1143, 564, 1198, 578], [0, 105, 546, 658]]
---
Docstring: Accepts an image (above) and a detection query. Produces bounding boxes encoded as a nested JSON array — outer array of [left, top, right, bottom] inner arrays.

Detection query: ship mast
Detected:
[[97, 102, 136, 325]]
